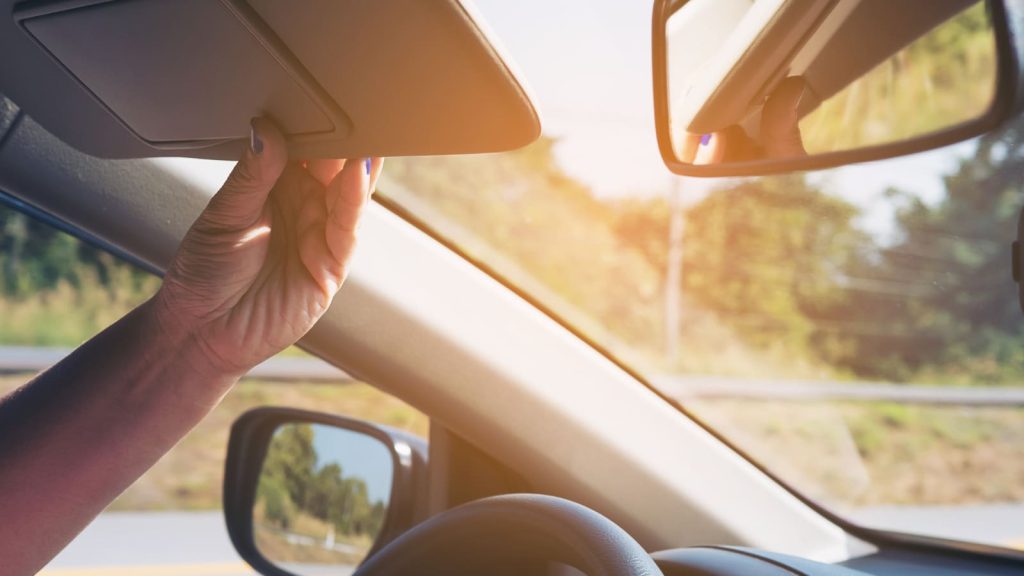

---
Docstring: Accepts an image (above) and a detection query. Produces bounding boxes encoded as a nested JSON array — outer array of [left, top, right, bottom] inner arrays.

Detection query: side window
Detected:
[[0, 203, 427, 572]]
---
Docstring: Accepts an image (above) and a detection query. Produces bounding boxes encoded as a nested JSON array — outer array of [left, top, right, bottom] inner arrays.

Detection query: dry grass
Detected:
[[0, 374, 427, 511], [5, 370, 1024, 510], [689, 399, 1024, 507]]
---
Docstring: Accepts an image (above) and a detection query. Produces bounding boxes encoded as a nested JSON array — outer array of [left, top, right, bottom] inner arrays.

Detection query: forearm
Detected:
[[0, 297, 238, 575]]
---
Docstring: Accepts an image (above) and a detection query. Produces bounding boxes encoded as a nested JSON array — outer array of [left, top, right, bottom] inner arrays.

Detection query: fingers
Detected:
[[323, 157, 378, 265], [297, 203, 344, 297], [306, 159, 346, 187], [694, 132, 725, 165], [367, 157, 384, 196], [679, 133, 702, 164], [295, 157, 381, 296], [205, 118, 288, 229]]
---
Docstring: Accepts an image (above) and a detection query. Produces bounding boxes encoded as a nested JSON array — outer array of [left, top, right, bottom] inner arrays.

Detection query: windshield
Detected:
[[378, 0, 1024, 551]]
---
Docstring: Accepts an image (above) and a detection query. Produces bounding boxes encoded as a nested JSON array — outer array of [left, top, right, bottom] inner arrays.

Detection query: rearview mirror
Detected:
[[223, 408, 427, 576], [652, 0, 1023, 177]]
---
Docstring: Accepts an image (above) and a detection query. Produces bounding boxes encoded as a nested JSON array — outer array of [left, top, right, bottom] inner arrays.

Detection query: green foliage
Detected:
[[607, 113, 1024, 384], [384, 118, 1024, 385], [801, 2, 996, 153], [261, 424, 317, 517], [257, 424, 387, 540], [257, 475, 296, 530], [386, 139, 664, 358], [612, 174, 866, 372], [826, 118, 1024, 382], [0, 206, 159, 346]]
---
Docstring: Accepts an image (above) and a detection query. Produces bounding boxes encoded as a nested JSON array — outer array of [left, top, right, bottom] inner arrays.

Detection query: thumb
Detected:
[[204, 117, 288, 228]]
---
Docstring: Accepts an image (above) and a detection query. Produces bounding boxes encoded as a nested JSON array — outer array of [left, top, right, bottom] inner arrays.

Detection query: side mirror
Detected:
[[652, 0, 1024, 177], [223, 408, 427, 576]]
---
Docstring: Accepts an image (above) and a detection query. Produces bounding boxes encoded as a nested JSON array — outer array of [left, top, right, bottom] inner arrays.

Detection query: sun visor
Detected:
[[1, 0, 541, 159]]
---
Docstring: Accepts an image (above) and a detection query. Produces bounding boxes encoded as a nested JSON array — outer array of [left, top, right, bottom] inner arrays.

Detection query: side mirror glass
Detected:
[[224, 408, 426, 576], [653, 0, 1019, 177], [254, 423, 393, 571]]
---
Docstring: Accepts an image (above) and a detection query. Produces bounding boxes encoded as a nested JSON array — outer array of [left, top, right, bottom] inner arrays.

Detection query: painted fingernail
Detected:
[[700, 133, 711, 146], [364, 158, 372, 175], [250, 121, 263, 155]]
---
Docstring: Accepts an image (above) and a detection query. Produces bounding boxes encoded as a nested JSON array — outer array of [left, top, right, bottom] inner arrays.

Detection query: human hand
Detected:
[[153, 118, 383, 376], [682, 76, 809, 164]]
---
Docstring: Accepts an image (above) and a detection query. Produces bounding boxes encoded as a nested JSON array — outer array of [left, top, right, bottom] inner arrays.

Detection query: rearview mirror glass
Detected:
[[253, 423, 394, 574], [655, 0, 1007, 176]]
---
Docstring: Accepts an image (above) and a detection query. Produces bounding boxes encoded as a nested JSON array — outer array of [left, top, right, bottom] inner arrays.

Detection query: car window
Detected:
[[0, 203, 427, 573], [372, 0, 1024, 545], [382, 113, 1024, 552], [379, 3, 1024, 550]]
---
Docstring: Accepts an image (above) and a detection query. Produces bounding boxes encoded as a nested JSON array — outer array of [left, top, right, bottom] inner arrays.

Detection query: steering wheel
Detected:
[[353, 493, 663, 576]]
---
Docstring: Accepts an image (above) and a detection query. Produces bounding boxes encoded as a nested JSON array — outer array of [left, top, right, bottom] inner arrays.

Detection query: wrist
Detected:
[[143, 291, 248, 386]]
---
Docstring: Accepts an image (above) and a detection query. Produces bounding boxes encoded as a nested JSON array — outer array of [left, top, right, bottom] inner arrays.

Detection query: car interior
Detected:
[[2, 1, 1024, 575]]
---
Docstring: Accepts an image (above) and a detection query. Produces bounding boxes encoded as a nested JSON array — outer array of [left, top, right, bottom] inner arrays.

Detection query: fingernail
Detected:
[[700, 133, 711, 146], [250, 121, 263, 155], [364, 158, 371, 175]]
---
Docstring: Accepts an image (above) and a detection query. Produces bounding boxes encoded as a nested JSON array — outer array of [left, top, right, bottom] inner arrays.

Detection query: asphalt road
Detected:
[[40, 511, 357, 576], [40, 512, 251, 576], [37, 507, 1024, 575]]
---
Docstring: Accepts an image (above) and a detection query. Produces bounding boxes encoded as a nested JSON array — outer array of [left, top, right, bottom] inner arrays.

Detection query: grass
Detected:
[[5, 368, 1023, 511], [0, 252, 1020, 512], [688, 398, 1024, 507], [0, 374, 427, 511], [0, 275, 159, 347]]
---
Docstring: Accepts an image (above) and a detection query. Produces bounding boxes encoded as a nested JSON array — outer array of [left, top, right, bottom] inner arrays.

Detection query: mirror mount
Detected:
[[653, 0, 1024, 177], [223, 407, 427, 576]]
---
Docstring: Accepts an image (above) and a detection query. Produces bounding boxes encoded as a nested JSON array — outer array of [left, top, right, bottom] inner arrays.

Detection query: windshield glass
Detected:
[[378, 0, 1024, 551]]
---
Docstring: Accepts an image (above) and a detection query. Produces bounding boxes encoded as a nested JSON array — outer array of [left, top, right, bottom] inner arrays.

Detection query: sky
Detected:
[[473, 0, 671, 198], [310, 425, 394, 504]]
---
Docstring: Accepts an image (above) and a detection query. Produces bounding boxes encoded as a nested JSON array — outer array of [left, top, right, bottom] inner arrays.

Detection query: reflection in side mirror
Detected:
[[653, 0, 1013, 176], [254, 423, 394, 573], [223, 408, 427, 576]]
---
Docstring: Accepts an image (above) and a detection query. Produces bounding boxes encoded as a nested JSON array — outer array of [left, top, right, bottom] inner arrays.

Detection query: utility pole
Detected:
[[664, 177, 685, 365]]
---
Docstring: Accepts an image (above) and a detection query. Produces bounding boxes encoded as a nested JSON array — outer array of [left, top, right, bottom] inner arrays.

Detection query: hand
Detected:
[[153, 118, 383, 376], [683, 76, 809, 164]]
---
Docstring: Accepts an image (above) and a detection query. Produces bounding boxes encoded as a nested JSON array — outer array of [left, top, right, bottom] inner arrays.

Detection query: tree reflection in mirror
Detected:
[[799, 1, 995, 154], [665, 0, 997, 165], [253, 423, 394, 575]]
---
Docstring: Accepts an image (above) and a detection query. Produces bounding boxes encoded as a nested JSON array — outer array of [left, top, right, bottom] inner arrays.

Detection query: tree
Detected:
[[838, 116, 1024, 381], [260, 424, 316, 511], [614, 174, 864, 363]]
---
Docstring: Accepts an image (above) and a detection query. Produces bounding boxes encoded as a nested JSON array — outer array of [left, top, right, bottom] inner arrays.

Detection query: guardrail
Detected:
[[3, 346, 1023, 406], [0, 346, 349, 382]]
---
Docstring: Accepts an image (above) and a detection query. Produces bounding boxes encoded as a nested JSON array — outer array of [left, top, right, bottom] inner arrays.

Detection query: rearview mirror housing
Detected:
[[223, 407, 427, 576], [653, 0, 1024, 177]]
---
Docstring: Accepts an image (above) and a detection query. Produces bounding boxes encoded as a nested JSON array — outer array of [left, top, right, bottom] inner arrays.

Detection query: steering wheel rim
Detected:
[[353, 493, 664, 576]]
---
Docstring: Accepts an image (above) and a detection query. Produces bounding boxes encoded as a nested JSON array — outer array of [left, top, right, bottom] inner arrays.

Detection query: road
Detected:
[[37, 507, 1024, 575], [40, 511, 356, 576], [40, 512, 250, 576]]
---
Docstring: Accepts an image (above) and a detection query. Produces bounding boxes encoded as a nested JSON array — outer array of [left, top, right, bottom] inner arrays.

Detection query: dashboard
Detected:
[[653, 545, 1024, 576]]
